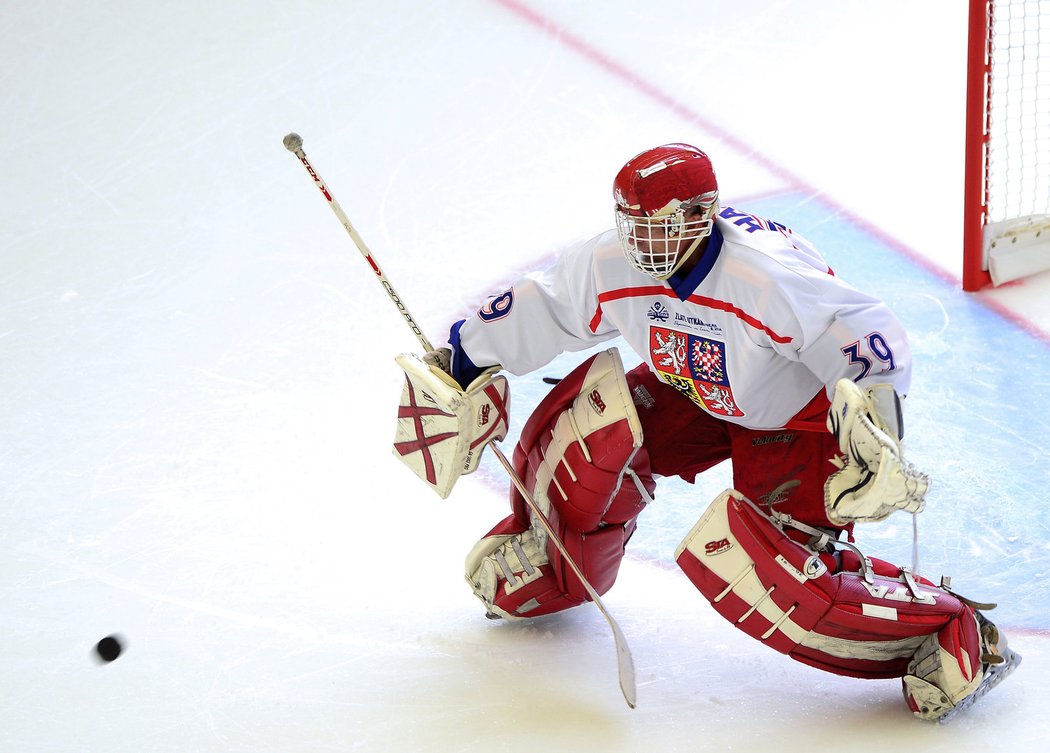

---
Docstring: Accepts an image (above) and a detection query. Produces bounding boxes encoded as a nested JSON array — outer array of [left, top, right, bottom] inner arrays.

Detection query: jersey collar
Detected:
[[667, 223, 724, 300]]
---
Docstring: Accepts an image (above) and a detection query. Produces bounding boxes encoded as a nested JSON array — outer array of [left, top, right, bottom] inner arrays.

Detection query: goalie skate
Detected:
[[903, 610, 1022, 723]]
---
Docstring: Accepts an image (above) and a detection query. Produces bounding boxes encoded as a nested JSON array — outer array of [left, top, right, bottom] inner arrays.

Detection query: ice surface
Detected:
[[2, 1, 1048, 751]]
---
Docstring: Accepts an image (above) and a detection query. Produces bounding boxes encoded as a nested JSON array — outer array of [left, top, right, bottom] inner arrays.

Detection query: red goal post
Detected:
[[963, 0, 1050, 290]]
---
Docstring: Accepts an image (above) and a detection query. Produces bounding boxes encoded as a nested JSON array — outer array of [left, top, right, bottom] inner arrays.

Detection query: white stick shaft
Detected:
[[283, 133, 636, 708], [284, 134, 433, 352]]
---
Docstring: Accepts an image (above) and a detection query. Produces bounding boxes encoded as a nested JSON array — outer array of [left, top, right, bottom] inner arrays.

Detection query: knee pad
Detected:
[[675, 489, 970, 679], [465, 349, 655, 619], [511, 348, 654, 530]]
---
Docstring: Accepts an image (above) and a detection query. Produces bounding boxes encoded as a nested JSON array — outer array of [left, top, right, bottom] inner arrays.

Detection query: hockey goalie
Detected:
[[392, 143, 1020, 722]]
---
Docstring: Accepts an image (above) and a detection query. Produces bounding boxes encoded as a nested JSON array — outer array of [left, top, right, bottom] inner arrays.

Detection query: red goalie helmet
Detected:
[[613, 144, 719, 279]]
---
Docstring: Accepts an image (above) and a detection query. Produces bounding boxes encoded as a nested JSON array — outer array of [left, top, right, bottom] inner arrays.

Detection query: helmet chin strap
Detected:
[[654, 232, 707, 281]]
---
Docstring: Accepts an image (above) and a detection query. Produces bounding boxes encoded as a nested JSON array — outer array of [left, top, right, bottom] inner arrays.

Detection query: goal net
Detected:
[[963, 0, 1050, 290]]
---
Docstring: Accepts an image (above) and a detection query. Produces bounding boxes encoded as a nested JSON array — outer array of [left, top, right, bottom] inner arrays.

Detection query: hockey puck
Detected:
[[95, 635, 123, 663]]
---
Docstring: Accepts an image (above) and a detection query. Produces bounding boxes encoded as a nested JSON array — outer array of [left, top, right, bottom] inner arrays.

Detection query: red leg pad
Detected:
[[675, 490, 970, 679]]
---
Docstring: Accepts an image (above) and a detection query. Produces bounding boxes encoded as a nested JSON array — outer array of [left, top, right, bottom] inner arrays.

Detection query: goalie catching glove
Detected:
[[392, 352, 509, 499], [824, 379, 930, 525]]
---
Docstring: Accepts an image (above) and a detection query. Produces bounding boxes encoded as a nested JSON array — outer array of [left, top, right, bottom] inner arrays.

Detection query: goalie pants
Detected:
[[626, 363, 844, 532]]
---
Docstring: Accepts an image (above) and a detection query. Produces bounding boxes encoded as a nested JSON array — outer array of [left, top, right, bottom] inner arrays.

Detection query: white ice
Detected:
[[2, 1, 1049, 751]]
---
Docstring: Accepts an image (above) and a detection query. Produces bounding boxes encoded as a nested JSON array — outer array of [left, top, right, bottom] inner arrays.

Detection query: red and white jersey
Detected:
[[451, 207, 911, 432]]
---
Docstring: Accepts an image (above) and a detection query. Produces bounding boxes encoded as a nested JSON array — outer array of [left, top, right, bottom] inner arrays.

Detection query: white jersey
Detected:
[[450, 206, 911, 432]]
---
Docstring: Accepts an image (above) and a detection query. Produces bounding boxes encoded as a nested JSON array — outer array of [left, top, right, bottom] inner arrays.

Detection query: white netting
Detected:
[[987, 0, 1050, 224]]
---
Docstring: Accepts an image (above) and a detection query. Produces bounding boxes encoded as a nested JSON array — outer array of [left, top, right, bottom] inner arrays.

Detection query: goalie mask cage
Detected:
[[964, 0, 1050, 290]]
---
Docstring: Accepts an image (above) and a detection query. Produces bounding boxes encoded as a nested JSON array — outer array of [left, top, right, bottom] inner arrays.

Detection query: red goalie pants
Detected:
[[626, 363, 844, 532]]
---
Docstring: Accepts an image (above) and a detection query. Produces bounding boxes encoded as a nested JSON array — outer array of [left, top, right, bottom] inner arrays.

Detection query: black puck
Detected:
[[95, 635, 123, 662]]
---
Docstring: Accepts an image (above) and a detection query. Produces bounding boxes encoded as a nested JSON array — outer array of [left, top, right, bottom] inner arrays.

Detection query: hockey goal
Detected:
[[964, 0, 1050, 290]]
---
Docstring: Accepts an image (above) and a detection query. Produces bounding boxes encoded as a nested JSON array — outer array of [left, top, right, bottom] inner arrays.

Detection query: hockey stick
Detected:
[[283, 133, 637, 709]]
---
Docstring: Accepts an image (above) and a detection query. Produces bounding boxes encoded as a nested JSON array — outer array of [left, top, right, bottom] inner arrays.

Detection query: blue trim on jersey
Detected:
[[448, 319, 486, 388], [667, 224, 724, 300]]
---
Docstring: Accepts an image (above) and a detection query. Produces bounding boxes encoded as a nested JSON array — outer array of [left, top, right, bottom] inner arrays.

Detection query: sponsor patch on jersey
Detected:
[[649, 327, 744, 417], [647, 302, 670, 322], [672, 312, 724, 337]]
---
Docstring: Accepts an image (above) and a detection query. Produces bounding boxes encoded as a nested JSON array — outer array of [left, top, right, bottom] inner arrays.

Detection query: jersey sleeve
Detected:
[[448, 235, 619, 381], [785, 272, 913, 398], [721, 221, 913, 399]]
